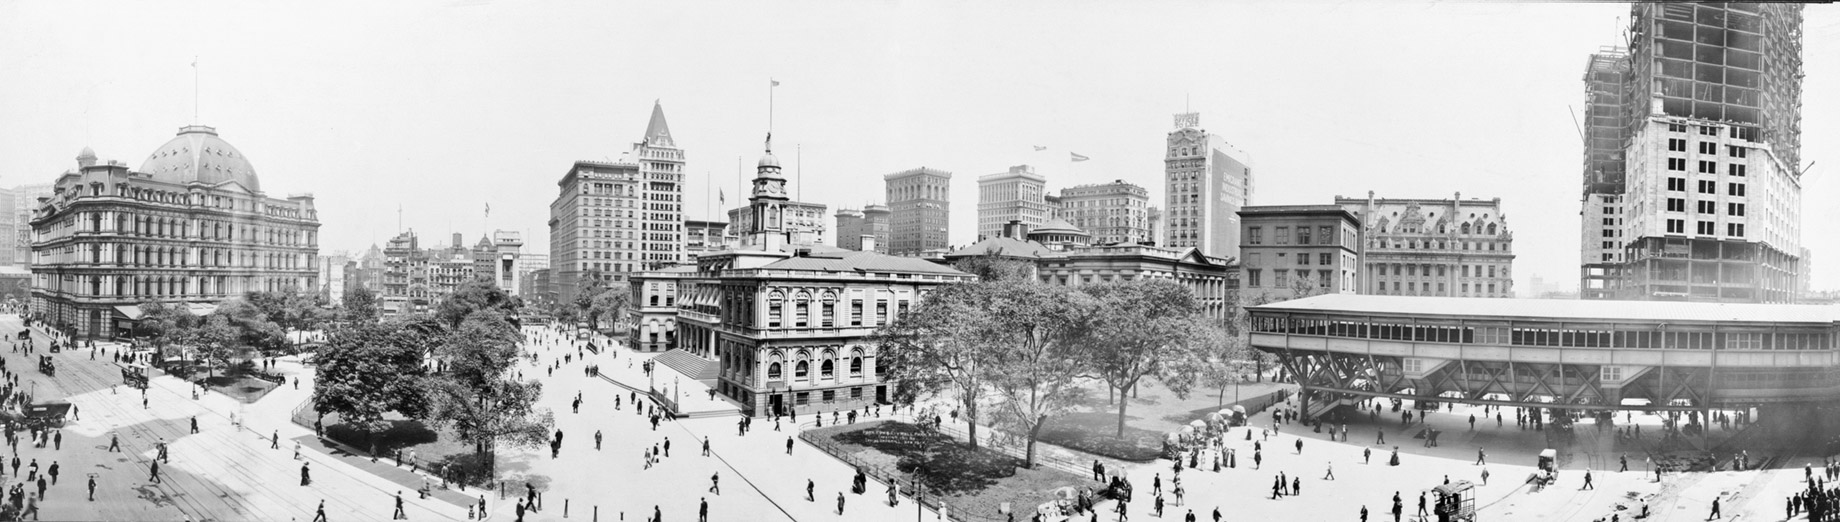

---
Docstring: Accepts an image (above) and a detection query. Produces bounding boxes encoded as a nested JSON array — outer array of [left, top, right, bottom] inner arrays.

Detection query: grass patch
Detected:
[[812, 420, 1091, 520], [204, 375, 279, 403], [1035, 411, 1164, 462], [291, 407, 487, 483]]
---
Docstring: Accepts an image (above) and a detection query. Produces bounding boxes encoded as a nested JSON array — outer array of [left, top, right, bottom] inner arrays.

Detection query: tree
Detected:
[[343, 286, 380, 323], [1079, 279, 1222, 438], [589, 287, 631, 334], [869, 283, 997, 450], [192, 314, 239, 380], [421, 310, 552, 476], [246, 289, 331, 350], [979, 283, 1094, 467], [312, 319, 432, 439], [950, 254, 1036, 283], [136, 301, 197, 353], [437, 280, 521, 330], [214, 298, 290, 357]]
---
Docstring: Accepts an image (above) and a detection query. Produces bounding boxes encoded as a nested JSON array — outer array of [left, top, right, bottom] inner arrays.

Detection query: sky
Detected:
[[2, 1, 1836, 293]]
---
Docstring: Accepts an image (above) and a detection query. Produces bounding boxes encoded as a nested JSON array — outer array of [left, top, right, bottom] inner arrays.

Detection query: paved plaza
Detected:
[[5, 316, 1831, 522]]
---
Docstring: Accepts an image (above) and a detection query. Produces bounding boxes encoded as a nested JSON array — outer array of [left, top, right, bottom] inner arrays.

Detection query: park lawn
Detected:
[[811, 420, 1089, 520], [204, 374, 279, 403], [290, 407, 483, 480]]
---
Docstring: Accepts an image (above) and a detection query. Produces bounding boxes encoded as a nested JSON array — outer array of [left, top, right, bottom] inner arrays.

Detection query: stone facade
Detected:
[[1337, 193, 1516, 298], [29, 126, 320, 339]]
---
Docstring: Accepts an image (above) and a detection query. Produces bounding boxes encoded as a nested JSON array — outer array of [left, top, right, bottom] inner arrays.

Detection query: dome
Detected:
[[1031, 218, 1088, 236], [137, 125, 261, 192], [758, 151, 780, 169], [76, 147, 96, 161]]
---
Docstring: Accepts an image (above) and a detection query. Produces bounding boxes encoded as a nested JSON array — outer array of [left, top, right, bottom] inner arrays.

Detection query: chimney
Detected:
[[860, 234, 877, 252]]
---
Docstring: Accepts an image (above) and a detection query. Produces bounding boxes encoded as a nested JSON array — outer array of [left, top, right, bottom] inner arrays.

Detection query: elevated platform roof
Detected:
[[1253, 294, 1840, 325]]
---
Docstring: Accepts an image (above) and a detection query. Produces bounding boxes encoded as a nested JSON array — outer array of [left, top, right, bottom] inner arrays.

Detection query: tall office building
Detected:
[[884, 167, 951, 256], [1057, 180, 1151, 246], [549, 101, 685, 306], [1594, 4, 1805, 303], [1164, 112, 1252, 260], [977, 165, 1048, 241], [10, 184, 52, 267], [834, 205, 890, 253], [1580, 47, 1631, 300]]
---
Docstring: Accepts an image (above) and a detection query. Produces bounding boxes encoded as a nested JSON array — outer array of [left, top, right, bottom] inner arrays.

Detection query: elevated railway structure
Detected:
[[1248, 294, 1840, 442]]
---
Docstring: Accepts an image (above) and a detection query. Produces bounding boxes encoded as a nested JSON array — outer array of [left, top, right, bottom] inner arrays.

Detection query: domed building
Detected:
[[29, 125, 321, 339]]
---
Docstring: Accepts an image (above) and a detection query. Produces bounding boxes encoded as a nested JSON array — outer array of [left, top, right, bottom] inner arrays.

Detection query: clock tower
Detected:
[[749, 134, 789, 238]]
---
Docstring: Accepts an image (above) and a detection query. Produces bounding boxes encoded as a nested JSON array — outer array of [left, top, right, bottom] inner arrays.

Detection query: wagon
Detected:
[[36, 355, 53, 376], [122, 362, 150, 389], [22, 403, 71, 430]]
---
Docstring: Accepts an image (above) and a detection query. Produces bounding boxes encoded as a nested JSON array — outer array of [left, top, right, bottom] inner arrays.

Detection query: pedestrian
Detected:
[[1295, 438, 1303, 454], [1291, 477, 1300, 496], [787, 437, 795, 455], [1361, 505, 1369, 522], [1709, 497, 1721, 520], [1364, 447, 1372, 464], [148, 459, 161, 484], [710, 472, 720, 494], [837, 491, 846, 515], [703, 437, 710, 457], [1376, 429, 1385, 445], [807, 479, 815, 501], [108, 432, 119, 453], [515, 498, 527, 522], [1476, 448, 1486, 466], [1323, 462, 1335, 480], [273, 430, 281, 450], [1583, 469, 1595, 490], [191, 417, 199, 434], [1154, 474, 1162, 496], [1481, 468, 1490, 485], [1155, 494, 1165, 517], [313, 500, 329, 522], [87, 475, 95, 502], [394, 490, 408, 519], [1254, 450, 1262, 469], [47, 462, 56, 485], [1621, 454, 1629, 472], [1418, 493, 1428, 518], [295, 442, 302, 460], [301, 462, 312, 486], [52, 430, 59, 451], [700, 497, 709, 522]]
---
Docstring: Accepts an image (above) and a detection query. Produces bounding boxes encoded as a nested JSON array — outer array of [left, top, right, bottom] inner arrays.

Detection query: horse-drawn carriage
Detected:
[[21, 403, 70, 431], [36, 355, 53, 376], [121, 362, 149, 389]]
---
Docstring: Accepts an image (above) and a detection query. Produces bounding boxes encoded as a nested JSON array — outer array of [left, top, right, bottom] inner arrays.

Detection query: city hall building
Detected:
[[29, 125, 321, 339]]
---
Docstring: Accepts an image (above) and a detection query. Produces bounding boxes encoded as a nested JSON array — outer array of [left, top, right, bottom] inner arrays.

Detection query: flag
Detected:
[[771, 79, 780, 87], [1033, 145, 1047, 151], [1070, 152, 1090, 162], [485, 203, 490, 217], [719, 189, 726, 205]]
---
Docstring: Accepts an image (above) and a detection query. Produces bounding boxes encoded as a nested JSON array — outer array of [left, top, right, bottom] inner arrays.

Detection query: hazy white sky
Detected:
[[2, 1, 1836, 291]]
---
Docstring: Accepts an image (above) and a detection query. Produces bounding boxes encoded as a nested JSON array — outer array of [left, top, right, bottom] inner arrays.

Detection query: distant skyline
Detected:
[[2, 1, 1836, 291]]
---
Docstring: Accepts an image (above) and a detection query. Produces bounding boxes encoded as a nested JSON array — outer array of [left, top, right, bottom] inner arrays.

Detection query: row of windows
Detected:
[[1373, 281, 1498, 296], [764, 357, 876, 382], [1251, 317, 1832, 350]]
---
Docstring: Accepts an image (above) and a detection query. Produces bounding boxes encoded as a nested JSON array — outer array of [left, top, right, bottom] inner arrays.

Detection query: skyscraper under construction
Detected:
[[1582, 3, 1805, 303]]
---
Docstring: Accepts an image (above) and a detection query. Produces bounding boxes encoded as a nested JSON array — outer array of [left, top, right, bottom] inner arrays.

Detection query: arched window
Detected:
[[795, 361, 809, 380], [1461, 223, 1471, 235], [1487, 224, 1497, 235], [820, 360, 834, 379], [850, 356, 863, 376], [767, 362, 782, 380]]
